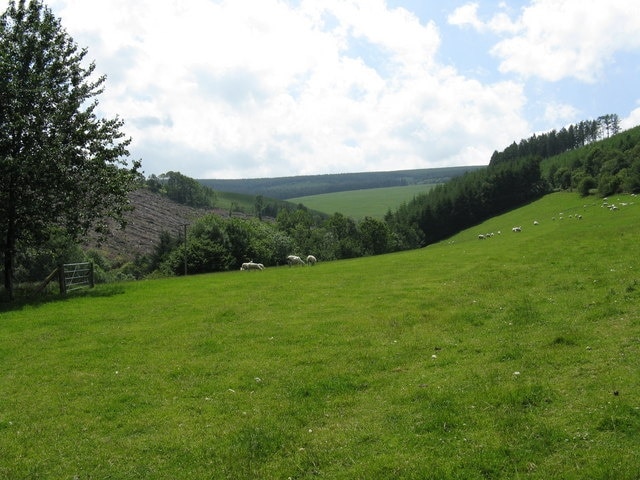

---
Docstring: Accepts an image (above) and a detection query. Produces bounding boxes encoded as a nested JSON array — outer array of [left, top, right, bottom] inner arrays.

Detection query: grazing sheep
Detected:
[[287, 255, 305, 266], [241, 262, 264, 271], [512, 226, 522, 232], [306, 255, 317, 265], [478, 234, 485, 240], [533, 220, 539, 225]]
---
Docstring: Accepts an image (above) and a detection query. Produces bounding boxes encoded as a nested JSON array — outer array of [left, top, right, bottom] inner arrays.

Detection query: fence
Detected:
[[36, 262, 94, 295], [59, 262, 94, 293]]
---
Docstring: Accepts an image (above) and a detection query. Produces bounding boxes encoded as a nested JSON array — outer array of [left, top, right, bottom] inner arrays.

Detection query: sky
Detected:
[[4, 0, 640, 179]]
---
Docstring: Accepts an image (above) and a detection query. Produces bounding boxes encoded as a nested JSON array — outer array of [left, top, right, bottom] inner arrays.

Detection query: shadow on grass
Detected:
[[0, 284, 126, 313]]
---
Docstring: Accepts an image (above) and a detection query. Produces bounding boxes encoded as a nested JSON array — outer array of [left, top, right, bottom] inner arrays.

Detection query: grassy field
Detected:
[[287, 184, 437, 219], [1, 192, 639, 479]]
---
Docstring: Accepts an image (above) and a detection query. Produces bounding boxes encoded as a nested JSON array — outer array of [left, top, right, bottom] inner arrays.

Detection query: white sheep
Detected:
[[240, 262, 264, 271], [287, 255, 305, 266], [512, 226, 522, 232], [306, 255, 317, 265]]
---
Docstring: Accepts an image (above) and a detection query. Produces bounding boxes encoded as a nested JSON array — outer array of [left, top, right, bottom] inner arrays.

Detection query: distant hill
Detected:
[[93, 167, 480, 261], [198, 166, 482, 199], [288, 184, 439, 219]]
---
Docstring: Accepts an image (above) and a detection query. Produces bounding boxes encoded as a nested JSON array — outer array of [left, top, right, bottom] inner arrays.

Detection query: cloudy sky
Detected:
[[5, 0, 640, 178]]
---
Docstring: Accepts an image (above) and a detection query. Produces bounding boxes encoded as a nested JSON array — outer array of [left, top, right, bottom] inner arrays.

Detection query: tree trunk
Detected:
[[3, 227, 15, 301]]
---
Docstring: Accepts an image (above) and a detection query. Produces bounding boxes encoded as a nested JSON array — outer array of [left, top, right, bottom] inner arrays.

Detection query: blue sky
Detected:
[[4, 0, 640, 179]]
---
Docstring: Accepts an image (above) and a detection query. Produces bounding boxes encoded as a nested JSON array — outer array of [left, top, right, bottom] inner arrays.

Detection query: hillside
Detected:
[[87, 189, 219, 260], [2, 192, 639, 478], [288, 184, 438, 219], [91, 168, 473, 261], [198, 166, 482, 199]]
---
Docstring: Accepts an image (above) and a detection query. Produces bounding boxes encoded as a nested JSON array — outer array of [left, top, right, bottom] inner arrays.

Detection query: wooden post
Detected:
[[88, 262, 95, 288], [34, 266, 60, 296], [58, 263, 66, 295]]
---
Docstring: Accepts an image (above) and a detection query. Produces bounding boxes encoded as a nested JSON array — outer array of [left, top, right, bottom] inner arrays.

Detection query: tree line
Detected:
[[7, 201, 402, 285], [384, 118, 640, 249], [543, 128, 640, 196], [490, 114, 621, 166], [385, 156, 547, 246], [198, 166, 480, 199], [145, 171, 217, 208]]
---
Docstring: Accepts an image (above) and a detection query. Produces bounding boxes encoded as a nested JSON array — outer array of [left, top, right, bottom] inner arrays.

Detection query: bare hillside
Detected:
[[87, 189, 219, 261]]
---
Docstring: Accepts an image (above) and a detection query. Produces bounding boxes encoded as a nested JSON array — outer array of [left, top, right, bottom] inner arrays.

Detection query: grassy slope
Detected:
[[287, 184, 437, 219], [1, 193, 639, 479]]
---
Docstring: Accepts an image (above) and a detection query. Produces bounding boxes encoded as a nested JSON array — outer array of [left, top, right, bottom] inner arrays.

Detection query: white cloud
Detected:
[[543, 102, 580, 125], [490, 0, 640, 82], [448, 1, 640, 83], [3, 0, 532, 178], [447, 3, 486, 32], [621, 103, 640, 131], [448, 2, 519, 34]]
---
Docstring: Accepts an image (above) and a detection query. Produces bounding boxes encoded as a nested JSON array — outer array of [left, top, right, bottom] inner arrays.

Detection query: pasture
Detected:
[[287, 184, 437, 219], [1, 192, 639, 479]]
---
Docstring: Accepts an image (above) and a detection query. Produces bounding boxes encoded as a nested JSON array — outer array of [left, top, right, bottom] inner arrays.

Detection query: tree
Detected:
[[159, 171, 216, 207], [577, 176, 597, 197], [254, 195, 264, 220], [359, 217, 392, 256], [0, 0, 141, 299]]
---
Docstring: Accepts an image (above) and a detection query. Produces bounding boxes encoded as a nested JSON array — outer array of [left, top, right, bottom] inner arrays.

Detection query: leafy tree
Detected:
[[0, 0, 141, 299], [149, 230, 180, 272], [359, 217, 392, 255], [247, 220, 294, 265], [159, 171, 216, 207], [597, 173, 621, 197], [598, 114, 620, 138], [161, 239, 233, 275], [145, 174, 164, 194], [14, 227, 84, 284], [322, 212, 362, 259], [623, 155, 640, 193], [189, 214, 229, 248], [254, 195, 264, 220], [224, 217, 254, 267], [553, 167, 572, 190], [577, 176, 597, 197]]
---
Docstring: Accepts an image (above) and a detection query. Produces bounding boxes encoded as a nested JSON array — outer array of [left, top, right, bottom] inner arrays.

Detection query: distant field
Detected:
[[200, 166, 479, 199], [2, 192, 639, 478], [287, 184, 437, 219]]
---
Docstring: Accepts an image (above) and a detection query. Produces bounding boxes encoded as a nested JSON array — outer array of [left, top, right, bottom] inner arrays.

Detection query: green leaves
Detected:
[[1, 0, 140, 298]]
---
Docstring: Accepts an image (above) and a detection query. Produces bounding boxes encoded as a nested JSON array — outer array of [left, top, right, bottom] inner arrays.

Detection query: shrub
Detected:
[[577, 176, 597, 196]]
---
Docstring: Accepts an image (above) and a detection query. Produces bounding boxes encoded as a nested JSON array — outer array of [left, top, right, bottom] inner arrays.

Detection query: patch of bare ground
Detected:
[[86, 189, 226, 261]]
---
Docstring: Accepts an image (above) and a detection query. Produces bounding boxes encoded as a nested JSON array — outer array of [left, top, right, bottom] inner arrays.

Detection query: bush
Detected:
[[160, 240, 234, 275], [577, 176, 597, 196]]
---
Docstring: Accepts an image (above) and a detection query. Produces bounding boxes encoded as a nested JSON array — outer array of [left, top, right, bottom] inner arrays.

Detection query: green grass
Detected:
[[214, 190, 285, 214], [1, 192, 639, 479], [287, 184, 437, 219]]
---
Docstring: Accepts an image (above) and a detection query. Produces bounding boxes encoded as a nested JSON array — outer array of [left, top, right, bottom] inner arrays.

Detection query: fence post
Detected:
[[89, 262, 95, 288], [58, 263, 67, 295]]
